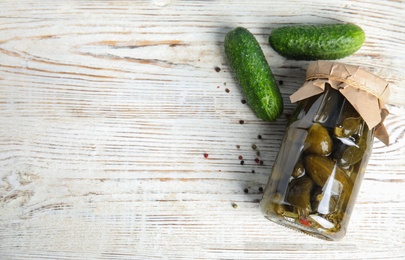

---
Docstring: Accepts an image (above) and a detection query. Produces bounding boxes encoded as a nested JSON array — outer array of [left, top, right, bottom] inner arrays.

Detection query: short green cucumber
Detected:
[[269, 24, 365, 60], [224, 27, 283, 121]]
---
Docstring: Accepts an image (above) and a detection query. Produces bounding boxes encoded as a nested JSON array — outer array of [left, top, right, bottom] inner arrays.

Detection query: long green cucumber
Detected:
[[269, 24, 365, 60], [224, 27, 283, 121]]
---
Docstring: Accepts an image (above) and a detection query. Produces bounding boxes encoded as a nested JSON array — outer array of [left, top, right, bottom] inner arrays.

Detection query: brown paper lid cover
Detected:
[[290, 61, 390, 145]]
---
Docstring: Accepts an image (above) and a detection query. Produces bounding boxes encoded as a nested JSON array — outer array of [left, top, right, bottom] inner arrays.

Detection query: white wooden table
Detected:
[[1, 1, 404, 259]]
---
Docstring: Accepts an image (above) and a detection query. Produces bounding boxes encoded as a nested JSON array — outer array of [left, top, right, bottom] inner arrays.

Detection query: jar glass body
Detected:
[[260, 84, 374, 240]]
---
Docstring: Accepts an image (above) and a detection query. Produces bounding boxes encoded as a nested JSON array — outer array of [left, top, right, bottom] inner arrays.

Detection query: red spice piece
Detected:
[[225, 88, 230, 93], [204, 153, 209, 158], [238, 155, 243, 160], [299, 218, 311, 227], [255, 158, 260, 163]]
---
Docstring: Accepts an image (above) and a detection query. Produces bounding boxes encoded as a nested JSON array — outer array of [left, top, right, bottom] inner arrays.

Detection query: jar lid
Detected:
[[290, 61, 390, 145]]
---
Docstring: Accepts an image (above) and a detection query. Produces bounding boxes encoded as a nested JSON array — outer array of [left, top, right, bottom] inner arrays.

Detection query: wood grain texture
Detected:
[[0, 0, 404, 259]]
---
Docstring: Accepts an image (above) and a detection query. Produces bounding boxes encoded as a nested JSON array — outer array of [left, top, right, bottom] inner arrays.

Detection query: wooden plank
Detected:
[[1, 0, 404, 259]]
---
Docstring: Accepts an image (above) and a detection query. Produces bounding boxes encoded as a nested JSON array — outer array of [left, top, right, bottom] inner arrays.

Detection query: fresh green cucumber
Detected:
[[224, 27, 283, 121], [269, 24, 365, 60]]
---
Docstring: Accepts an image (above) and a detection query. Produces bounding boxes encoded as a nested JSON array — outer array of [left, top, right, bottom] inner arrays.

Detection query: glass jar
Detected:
[[260, 61, 390, 240]]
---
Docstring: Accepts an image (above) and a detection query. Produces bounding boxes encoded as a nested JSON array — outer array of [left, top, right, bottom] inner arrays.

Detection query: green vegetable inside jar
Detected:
[[260, 61, 390, 241]]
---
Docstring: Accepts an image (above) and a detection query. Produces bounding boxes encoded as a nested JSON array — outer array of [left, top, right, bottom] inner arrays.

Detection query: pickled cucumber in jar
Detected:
[[260, 74, 383, 240]]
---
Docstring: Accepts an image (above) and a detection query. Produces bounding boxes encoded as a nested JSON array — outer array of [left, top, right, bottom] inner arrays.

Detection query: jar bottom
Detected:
[[264, 213, 340, 241]]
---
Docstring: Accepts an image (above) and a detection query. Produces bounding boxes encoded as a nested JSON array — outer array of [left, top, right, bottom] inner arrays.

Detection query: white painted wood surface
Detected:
[[1, 0, 404, 259]]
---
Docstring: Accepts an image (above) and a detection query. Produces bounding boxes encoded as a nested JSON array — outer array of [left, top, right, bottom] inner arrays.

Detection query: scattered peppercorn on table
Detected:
[[1, 0, 404, 259]]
